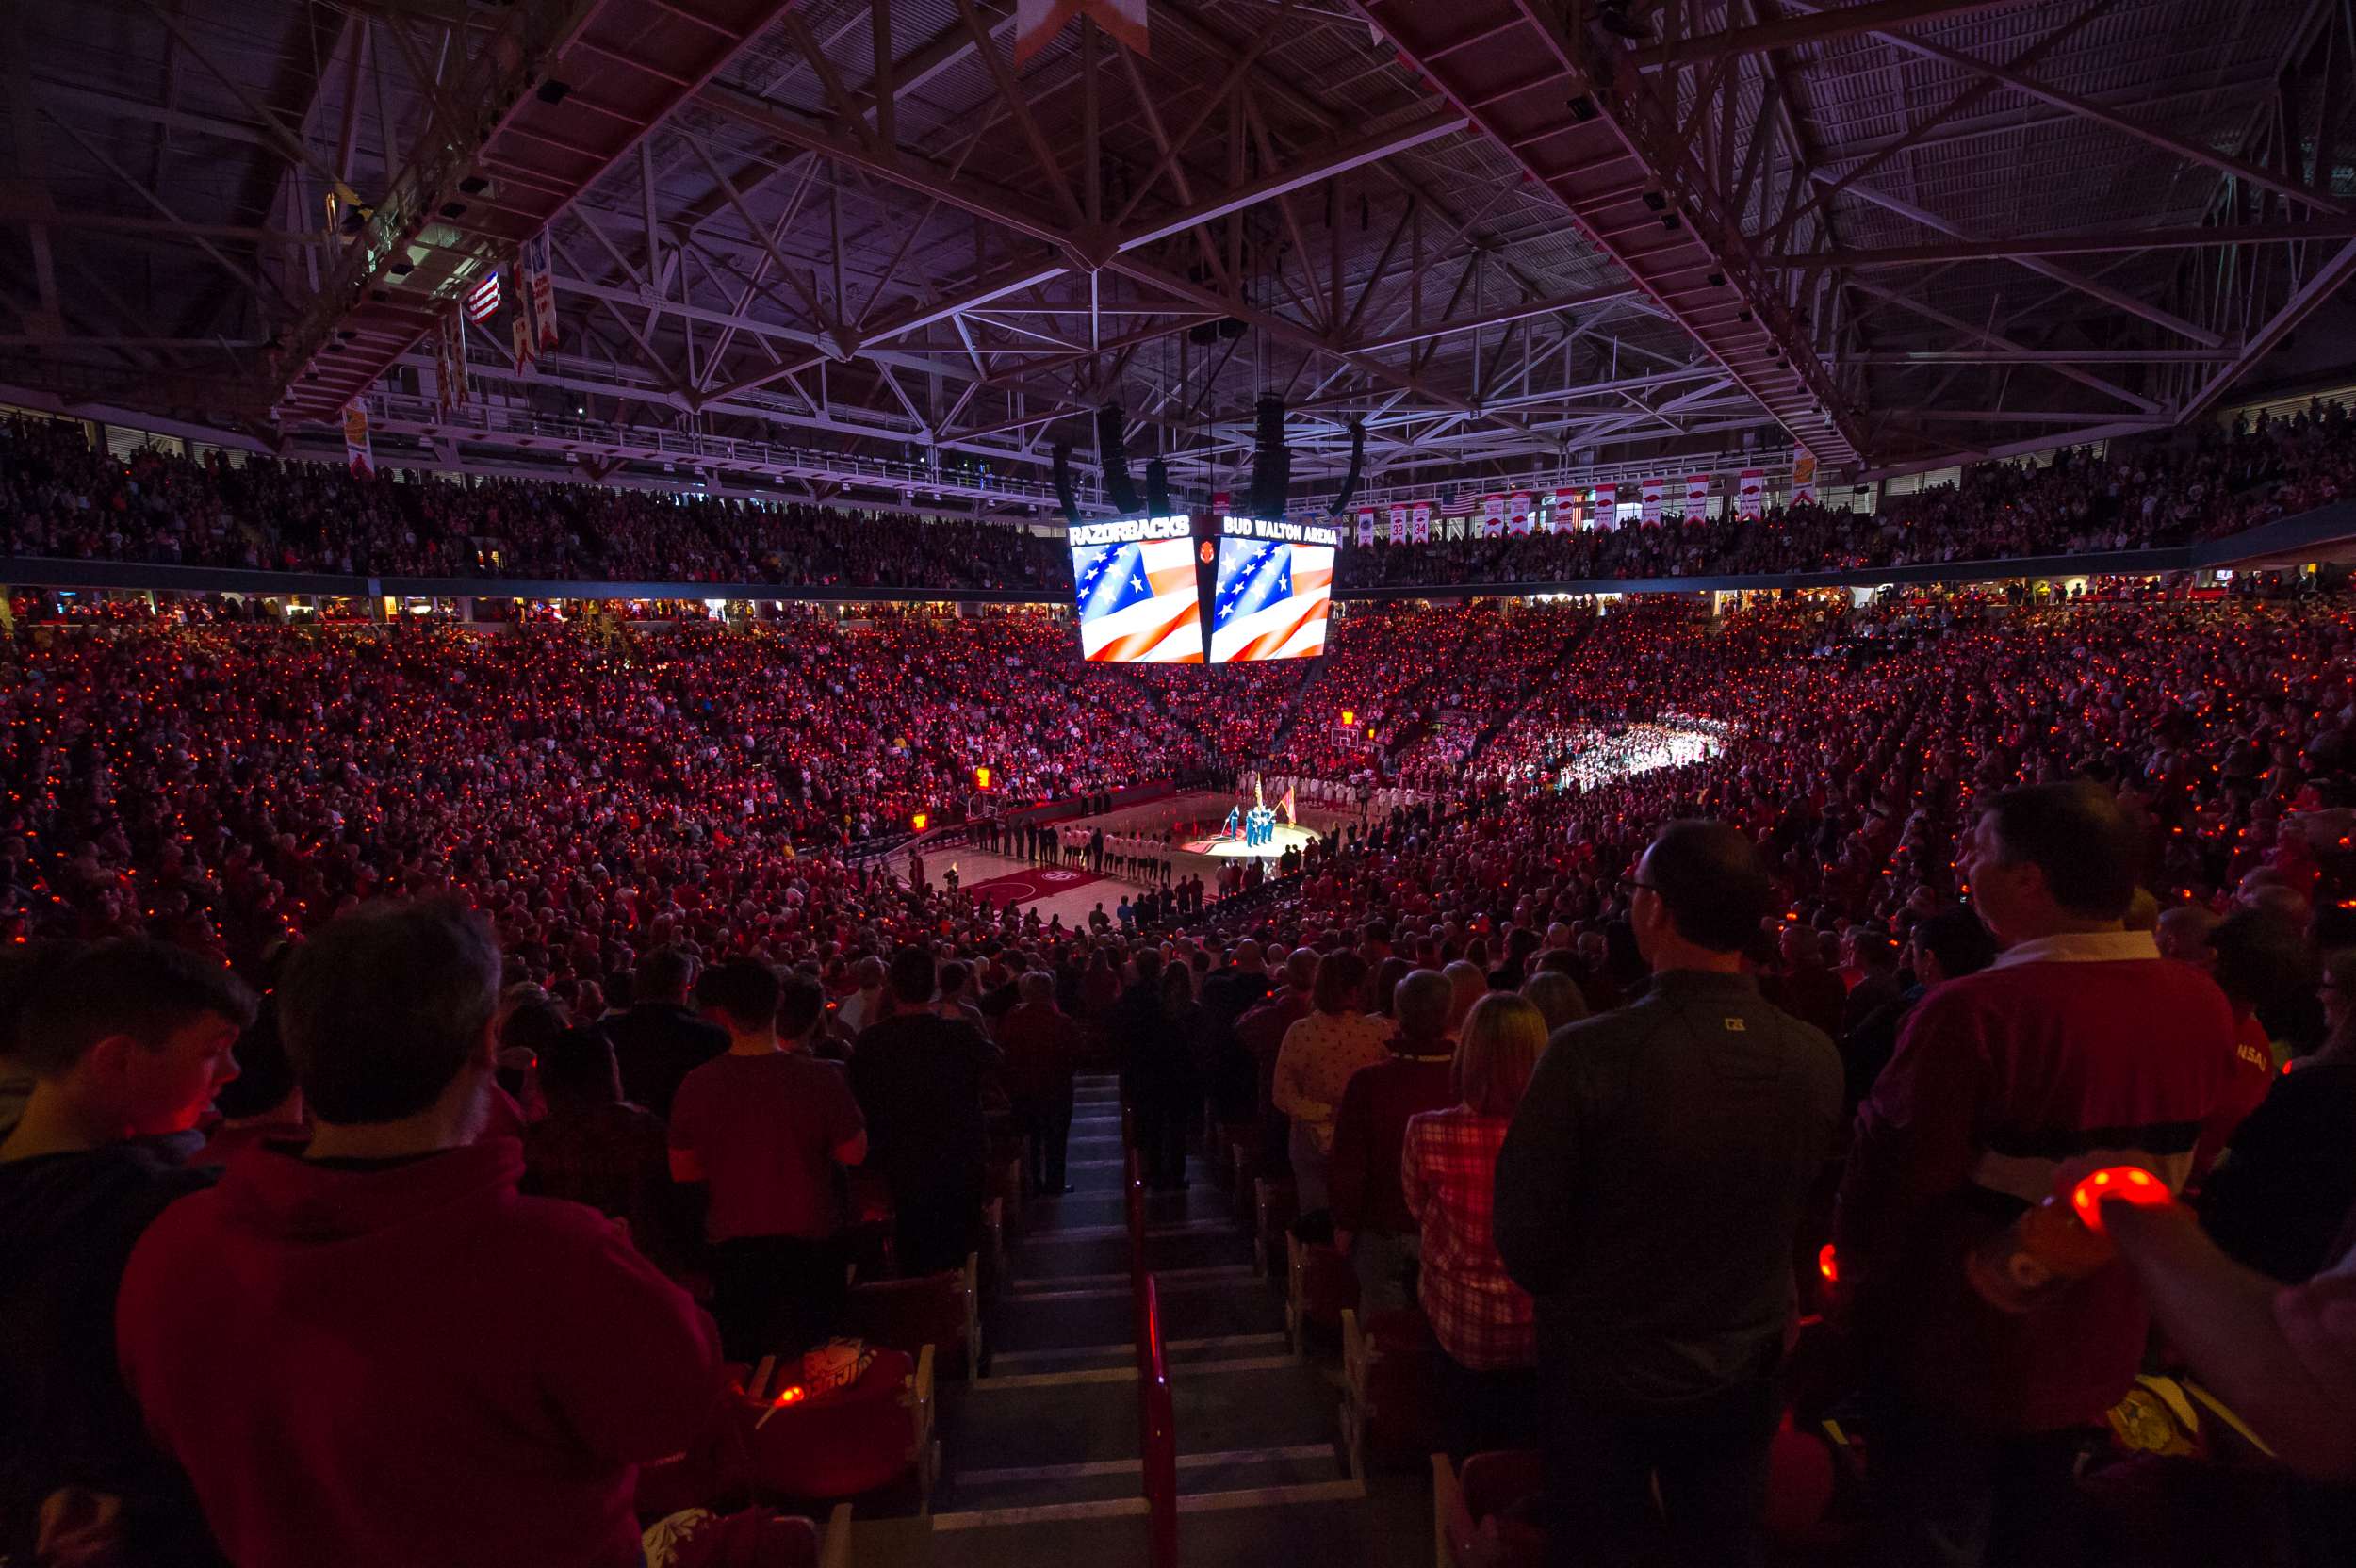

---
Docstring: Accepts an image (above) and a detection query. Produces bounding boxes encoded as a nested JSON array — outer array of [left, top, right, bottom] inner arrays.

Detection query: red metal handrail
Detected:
[[1137, 1272, 1177, 1568], [1122, 1101, 1176, 1567]]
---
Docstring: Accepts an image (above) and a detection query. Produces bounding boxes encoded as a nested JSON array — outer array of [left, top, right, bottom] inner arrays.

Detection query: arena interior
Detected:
[[9, 1, 2356, 1564]]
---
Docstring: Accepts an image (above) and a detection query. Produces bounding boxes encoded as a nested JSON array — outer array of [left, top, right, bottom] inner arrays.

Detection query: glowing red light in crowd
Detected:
[[771, 1385, 806, 1408], [911, 812, 928, 832], [2067, 1167, 2173, 1233], [974, 766, 991, 790], [1340, 710, 1355, 727], [1817, 1243, 1838, 1283]]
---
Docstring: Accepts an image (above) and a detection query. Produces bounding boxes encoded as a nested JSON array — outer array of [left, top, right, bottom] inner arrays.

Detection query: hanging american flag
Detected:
[[1208, 537, 1333, 663], [1072, 537, 1203, 662], [465, 270, 501, 323]]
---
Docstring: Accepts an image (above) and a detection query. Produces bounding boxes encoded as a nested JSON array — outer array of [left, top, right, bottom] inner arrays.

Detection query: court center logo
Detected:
[[1040, 870, 1080, 883]]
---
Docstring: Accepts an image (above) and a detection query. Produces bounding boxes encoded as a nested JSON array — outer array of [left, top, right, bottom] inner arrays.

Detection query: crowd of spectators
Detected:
[[9, 398, 2356, 601], [10, 576, 2356, 1565], [0, 415, 1068, 590], [0, 609, 1232, 984], [1338, 398, 2356, 590]]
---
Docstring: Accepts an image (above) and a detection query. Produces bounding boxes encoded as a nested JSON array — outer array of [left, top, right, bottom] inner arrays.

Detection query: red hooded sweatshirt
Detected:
[[116, 1139, 721, 1568]]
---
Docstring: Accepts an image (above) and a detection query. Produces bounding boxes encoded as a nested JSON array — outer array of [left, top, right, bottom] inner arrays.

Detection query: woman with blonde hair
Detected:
[[1440, 960, 1488, 1038], [1401, 990, 1547, 1460]]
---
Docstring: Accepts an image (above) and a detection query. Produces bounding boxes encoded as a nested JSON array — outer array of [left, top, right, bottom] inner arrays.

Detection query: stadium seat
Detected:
[[1284, 1230, 1358, 1353], [1254, 1176, 1297, 1275], [840, 1253, 981, 1381], [738, 1346, 938, 1509], [1432, 1448, 1546, 1568], [641, 1502, 852, 1568], [1339, 1306, 1442, 1478]]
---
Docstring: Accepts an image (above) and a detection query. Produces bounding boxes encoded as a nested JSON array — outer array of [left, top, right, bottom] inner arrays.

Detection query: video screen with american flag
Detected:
[[1207, 516, 1338, 663], [1068, 515, 1205, 663]]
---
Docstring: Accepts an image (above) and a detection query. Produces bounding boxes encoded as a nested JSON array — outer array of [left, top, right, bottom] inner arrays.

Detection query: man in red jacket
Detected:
[[117, 900, 723, 1568], [1834, 781, 2237, 1565], [1330, 968, 1457, 1311]]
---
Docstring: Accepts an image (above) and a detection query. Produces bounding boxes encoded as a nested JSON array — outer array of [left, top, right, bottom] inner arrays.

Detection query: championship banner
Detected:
[[1409, 502, 1432, 544], [1549, 487, 1585, 532], [524, 231, 559, 351], [1684, 474, 1711, 517], [1387, 503, 1408, 546], [1015, 0, 1147, 65], [342, 405, 373, 477], [1792, 450, 1818, 506], [1640, 477, 1664, 528], [446, 308, 470, 409], [1481, 495, 1506, 538], [1354, 508, 1376, 547], [433, 317, 452, 417], [1506, 491, 1533, 536], [1738, 468, 1765, 520]]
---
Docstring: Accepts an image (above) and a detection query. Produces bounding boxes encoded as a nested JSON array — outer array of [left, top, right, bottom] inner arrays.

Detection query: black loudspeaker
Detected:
[[1145, 458, 1170, 518], [1247, 396, 1289, 519], [1329, 420, 1367, 517], [1052, 444, 1083, 529], [1096, 404, 1142, 514]]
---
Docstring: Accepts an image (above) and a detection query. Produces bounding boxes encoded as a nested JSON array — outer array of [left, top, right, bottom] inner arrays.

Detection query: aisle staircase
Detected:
[[914, 1074, 1415, 1567]]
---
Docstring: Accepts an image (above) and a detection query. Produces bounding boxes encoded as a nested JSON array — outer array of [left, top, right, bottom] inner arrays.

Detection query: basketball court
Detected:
[[897, 791, 1363, 928]]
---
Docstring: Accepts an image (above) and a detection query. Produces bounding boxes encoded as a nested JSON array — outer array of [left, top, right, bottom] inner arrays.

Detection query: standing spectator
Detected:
[[1838, 906, 1997, 1114], [1402, 990, 1549, 1461], [1272, 951, 1393, 1214], [116, 901, 719, 1568], [670, 964, 866, 1356], [1496, 822, 1841, 1568], [837, 955, 888, 1035], [1839, 931, 1905, 1037], [1765, 922, 1846, 1038], [1237, 948, 1317, 1174], [198, 997, 309, 1165], [1118, 950, 1194, 1190], [2200, 946, 2356, 1284], [1198, 940, 1274, 1128], [522, 1026, 680, 1274], [0, 941, 254, 1568], [850, 947, 1003, 1275], [2154, 904, 2221, 968], [1834, 782, 2239, 1567], [1518, 969, 1590, 1033], [1441, 960, 1488, 1037], [999, 972, 1083, 1195], [2202, 906, 2313, 1158], [606, 945, 727, 1119], [1332, 969, 1458, 1312]]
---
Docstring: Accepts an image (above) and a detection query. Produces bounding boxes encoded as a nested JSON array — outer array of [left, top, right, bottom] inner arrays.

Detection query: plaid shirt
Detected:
[[1400, 1106, 1534, 1370]]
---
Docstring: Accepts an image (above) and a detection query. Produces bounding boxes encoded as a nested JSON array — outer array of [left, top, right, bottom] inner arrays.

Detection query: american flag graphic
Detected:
[[1208, 538, 1333, 662], [465, 271, 501, 323], [1072, 537, 1203, 662]]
